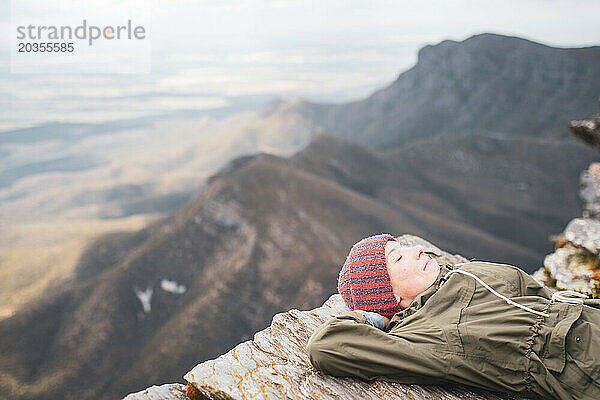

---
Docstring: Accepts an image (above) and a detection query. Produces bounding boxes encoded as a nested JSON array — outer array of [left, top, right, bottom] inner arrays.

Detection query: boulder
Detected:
[[538, 218, 600, 297], [565, 218, 600, 255], [544, 247, 599, 295]]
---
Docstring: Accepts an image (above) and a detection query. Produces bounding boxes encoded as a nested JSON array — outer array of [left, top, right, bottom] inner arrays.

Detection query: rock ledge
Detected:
[[124, 235, 520, 400]]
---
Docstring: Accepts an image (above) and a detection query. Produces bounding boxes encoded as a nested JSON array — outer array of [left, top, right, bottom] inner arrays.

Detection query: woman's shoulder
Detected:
[[452, 260, 524, 272], [450, 260, 526, 288]]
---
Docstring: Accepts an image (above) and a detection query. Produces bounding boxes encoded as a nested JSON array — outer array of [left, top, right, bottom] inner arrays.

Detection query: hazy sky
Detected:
[[1, 0, 599, 131]]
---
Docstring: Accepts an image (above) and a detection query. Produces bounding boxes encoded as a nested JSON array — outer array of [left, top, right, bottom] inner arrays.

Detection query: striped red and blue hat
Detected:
[[337, 233, 400, 317]]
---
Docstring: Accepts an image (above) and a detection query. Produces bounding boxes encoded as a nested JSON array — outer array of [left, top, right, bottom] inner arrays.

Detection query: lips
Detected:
[[423, 258, 430, 271]]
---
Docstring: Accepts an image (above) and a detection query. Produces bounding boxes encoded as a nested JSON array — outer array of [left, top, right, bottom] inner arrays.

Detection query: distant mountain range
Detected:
[[1, 33, 599, 400], [287, 33, 600, 149], [2, 34, 599, 223]]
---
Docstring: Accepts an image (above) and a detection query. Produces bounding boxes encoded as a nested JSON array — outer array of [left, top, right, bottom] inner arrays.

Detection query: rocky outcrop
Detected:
[[570, 105, 600, 219], [298, 34, 600, 151], [534, 109, 600, 297], [123, 235, 522, 400], [542, 246, 599, 295], [570, 106, 600, 150], [565, 218, 600, 254], [537, 215, 600, 297], [183, 293, 520, 400]]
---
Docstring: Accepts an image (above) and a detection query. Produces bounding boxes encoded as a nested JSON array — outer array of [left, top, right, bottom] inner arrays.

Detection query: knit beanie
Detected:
[[337, 233, 401, 317]]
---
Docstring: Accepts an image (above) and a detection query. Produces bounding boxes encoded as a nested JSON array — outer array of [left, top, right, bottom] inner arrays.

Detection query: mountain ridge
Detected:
[[281, 33, 600, 150]]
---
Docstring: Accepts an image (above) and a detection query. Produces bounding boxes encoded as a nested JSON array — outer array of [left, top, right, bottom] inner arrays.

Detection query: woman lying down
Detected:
[[307, 234, 600, 400]]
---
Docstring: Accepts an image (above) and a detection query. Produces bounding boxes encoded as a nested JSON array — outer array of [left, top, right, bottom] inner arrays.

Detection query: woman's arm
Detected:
[[307, 311, 448, 383]]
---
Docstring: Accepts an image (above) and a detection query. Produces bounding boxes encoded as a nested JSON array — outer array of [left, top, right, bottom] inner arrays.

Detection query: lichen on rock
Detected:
[[544, 247, 600, 296]]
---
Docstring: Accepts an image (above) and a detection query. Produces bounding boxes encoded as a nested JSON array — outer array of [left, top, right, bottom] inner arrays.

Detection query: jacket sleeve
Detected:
[[307, 311, 448, 383]]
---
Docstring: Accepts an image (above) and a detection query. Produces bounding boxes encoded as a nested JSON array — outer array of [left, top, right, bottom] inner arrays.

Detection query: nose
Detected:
[[412, 246, 424, 259], [393, 245, 425, 261]]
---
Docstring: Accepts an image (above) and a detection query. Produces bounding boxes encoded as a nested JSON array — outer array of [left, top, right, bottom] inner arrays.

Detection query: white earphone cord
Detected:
[[442, 269, 551, 318]]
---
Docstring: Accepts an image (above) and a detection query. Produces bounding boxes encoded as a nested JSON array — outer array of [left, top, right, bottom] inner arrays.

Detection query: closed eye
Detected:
[[387, 253, 401, 264]]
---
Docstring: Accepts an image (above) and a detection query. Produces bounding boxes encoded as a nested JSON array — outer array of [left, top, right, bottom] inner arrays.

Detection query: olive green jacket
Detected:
[[308, 262, 600, 400]]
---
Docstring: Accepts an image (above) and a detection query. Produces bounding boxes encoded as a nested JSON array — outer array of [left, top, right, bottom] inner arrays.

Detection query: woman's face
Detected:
[[384, 242, 440, 309]]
